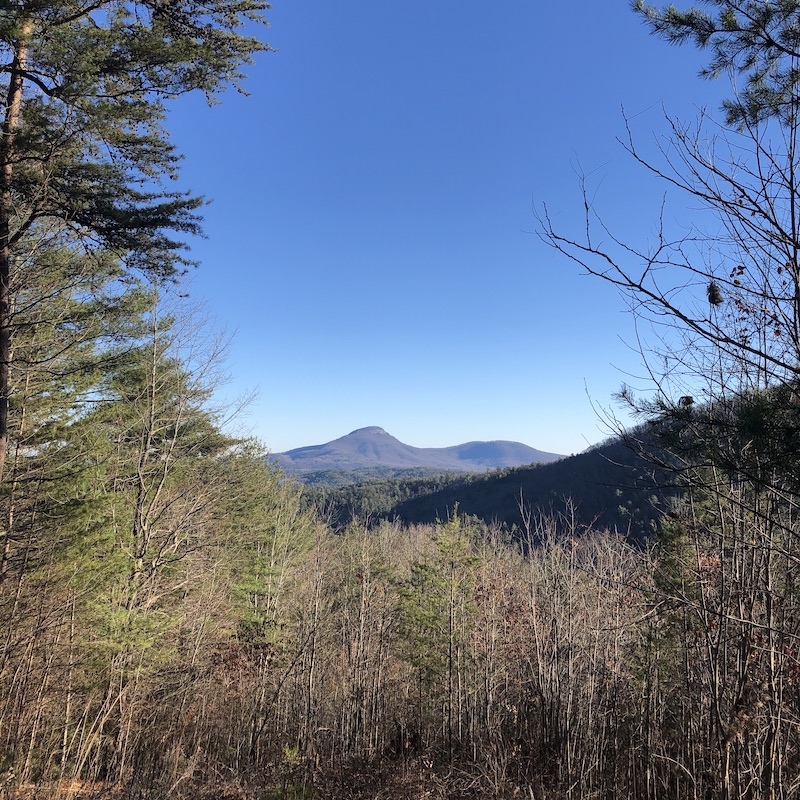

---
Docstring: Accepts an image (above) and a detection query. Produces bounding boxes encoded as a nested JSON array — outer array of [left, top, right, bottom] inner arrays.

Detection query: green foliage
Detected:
[[651, 514, 698, 608], [296, 465, 456, 488], [647, 382, 800, 495], [313, 434, 675, 543], [635, 0, 800, 125], [0, 237, 153, 599], [306, 470, 469, 526], [0, 1, 271, 275], [397, 511, 481, 685], [228, 457, 318, 645]]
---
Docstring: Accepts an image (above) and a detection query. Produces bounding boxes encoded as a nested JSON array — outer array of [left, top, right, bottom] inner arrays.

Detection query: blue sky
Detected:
[[166, 1, 727, 455]]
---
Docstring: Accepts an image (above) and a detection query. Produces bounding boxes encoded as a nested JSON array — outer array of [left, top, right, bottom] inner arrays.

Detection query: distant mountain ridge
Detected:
[[273, 426, 564, 475], [305, 431, 676, 543]]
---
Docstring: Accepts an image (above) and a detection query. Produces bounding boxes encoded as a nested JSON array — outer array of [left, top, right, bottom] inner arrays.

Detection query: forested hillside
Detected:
[[308, 433, 673, 542], [3, 3, 800, 800]]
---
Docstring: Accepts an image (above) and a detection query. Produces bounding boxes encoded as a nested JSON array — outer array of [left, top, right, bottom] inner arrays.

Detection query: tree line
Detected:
[[307, 437, 673, 542], [9, 459, 800, 800]]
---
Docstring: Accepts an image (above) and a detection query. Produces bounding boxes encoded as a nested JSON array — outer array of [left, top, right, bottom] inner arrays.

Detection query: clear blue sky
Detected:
[[165, 1, 727, 456]]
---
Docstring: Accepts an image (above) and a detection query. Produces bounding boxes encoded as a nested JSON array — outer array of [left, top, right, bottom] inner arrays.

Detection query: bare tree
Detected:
[[539, 5, 800, 796]]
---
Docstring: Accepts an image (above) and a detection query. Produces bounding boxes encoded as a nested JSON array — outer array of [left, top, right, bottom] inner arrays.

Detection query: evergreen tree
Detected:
[[635, 0, 800, 125], [0, 240, 148, 726], [0, 1, 271, 481], [397, 510, 480, 760]]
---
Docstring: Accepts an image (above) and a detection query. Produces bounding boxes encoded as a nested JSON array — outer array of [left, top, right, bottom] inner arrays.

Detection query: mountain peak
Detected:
[[274, 427, 565, 475]]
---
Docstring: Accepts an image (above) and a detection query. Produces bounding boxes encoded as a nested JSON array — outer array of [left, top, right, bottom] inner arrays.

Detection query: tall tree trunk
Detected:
[[0, 21, 29, 578]]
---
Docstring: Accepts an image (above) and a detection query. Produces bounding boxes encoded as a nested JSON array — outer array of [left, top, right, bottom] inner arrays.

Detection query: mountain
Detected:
[[384, 436, 671, 542], [307, 433, 676, 543], [272, 426, 564, 476]]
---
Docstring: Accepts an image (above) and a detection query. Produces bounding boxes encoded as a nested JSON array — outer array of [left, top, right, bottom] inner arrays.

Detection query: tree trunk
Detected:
[[0, 21, 29, 578]]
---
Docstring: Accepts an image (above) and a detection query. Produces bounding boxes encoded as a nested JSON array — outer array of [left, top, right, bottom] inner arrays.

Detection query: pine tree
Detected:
[[397, 510, 480, 760], [0, 241, 153, 786], [0, 1, 271, 482], [635, 0, 800, 125]]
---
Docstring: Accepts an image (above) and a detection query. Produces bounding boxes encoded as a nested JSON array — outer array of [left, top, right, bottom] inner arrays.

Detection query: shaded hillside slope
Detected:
[[312, 436, 674, 542]]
